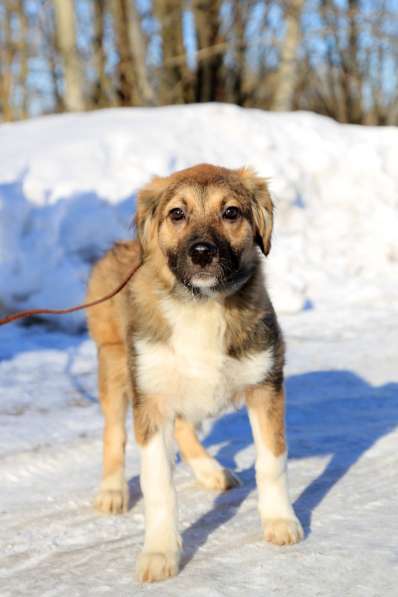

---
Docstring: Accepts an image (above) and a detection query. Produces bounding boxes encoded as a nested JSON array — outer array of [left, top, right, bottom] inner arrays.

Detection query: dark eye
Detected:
[[169, 208, 185, 221], [223, 206, 241, 221]]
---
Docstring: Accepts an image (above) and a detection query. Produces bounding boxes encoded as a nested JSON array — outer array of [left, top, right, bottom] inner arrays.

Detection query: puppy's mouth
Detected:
[[178, 264, 222, 293], [184, 267, 254, 297], [188, 272, 219, 288], [189, 272, 218, 290], [167, 235, 252, 296]]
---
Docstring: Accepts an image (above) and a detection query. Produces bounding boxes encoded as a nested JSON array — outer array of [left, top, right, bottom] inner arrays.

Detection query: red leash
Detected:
[[0, 261, 141, 326]]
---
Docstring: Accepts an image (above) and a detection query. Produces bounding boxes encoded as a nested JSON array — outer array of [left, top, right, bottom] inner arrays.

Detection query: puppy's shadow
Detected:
[[181, 370, 398, 567], [127, 474, 142, 509]]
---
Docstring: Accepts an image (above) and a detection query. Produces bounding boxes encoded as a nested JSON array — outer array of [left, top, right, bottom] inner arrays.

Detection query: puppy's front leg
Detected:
[[135, 415, 181, 583], [246, 384, 303, 545]]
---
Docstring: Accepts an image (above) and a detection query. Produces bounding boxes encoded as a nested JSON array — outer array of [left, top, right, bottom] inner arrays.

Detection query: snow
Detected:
[[1, 308, 397, 596], [0, 104, 398, 329], [0, 105, 397, 594]]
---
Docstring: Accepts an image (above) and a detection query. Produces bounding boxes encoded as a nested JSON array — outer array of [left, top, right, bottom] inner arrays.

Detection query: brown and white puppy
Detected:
[[86, 163, 303, 583]]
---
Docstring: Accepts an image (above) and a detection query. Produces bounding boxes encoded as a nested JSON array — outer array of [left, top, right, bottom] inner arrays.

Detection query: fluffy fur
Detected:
[[86, 164, 303, 583]]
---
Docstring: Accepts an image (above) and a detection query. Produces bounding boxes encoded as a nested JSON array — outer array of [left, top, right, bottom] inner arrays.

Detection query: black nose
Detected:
[[189, 241, 217, 267]]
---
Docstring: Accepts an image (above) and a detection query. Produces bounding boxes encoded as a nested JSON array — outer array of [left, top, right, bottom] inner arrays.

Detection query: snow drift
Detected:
[[0, 104, 397, 330]]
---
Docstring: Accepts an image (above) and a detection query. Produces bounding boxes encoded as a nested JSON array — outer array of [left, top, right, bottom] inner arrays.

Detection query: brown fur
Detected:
[[87, 164, 282, 451], [224, 266, 271, 357], [174, 417, 211, 461], [86, 164, 302, 581], [245, 385, 286, 457], [135, 163, 273, 259], [87, 165, 284, 495], [86, 240, 142, 347]]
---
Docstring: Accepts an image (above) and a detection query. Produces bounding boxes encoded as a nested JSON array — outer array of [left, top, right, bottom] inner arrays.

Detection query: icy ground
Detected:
[[1, 307, 397, 597]]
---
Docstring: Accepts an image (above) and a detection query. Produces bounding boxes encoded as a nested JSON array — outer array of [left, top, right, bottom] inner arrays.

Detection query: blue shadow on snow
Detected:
[[180, 370, 398, 565]]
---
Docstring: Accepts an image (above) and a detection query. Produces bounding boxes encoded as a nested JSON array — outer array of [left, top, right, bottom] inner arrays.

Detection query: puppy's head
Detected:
[[135, 164, 273, 295]]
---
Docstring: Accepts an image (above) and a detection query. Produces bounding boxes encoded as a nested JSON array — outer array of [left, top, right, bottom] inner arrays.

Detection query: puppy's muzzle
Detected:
[[189, 241, 218, 267]]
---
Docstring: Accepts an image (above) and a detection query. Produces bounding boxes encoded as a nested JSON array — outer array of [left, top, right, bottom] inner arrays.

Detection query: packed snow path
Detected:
[[1, 307, 397, 596]]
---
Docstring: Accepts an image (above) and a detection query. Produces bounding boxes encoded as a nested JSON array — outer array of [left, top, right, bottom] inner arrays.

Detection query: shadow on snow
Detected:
[[180, 370, 398, 567]]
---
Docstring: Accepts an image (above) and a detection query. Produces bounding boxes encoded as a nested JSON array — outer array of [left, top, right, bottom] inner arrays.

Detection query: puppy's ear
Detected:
[[134, 176, 169, 251], [237, 167, 273, 256]]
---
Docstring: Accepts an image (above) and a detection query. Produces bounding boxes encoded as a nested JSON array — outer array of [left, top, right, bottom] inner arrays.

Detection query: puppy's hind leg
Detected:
[[175, 417, 240, 491], [95, 343, 129, 514]]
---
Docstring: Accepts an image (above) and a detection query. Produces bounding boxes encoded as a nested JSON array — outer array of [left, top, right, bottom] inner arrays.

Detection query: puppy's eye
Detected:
[[223, 206, 241, 221], [169, 208, 185, 222]]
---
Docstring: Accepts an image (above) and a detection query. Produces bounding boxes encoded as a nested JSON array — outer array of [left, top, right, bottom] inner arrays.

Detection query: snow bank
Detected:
[[0, 104, 397, 330]]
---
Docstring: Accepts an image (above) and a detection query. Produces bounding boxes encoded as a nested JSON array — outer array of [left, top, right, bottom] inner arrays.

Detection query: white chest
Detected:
[[134, 298, 272, 422]]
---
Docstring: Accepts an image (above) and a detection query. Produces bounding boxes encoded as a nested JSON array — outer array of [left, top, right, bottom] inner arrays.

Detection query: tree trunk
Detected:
[[91, 0, 110, 108], [53, 0, 85, 111], [229, 0, 251, 106], [155, 0, 191, 104], [17, 0, 29, 119], [111, 0, 139, 106], [345, 0, 363, 123], [0, 0, 15, 121], [128, 0, 156, 105], [193, 0, 223, 102], [272, 0, 304, 112]]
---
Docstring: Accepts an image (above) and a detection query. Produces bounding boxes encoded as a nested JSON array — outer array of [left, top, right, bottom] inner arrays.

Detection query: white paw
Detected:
[[264, 517, 304, 545], [190, 458, 241, 491], [95, 481, 129, 514], [136, 551, 180, 583]]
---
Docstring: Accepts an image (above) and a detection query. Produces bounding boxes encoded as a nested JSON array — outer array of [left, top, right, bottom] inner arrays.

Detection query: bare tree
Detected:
[[0, 0, 15, 120], [297, 0, 367, 124], [128, 0, 156, 105], [0, 0, 397, 125], [111, 0, 138, 105], [155, 0, 191, 104], [53, 0, 85, 111], [345, 0, 363, 122], [16, 0, 28, 119], [42, 5, 64, 113], [272, 0, 305, 111], [228, 0, 250, 105], [91, 0, 110, 108], [193, 0, 224, 102]]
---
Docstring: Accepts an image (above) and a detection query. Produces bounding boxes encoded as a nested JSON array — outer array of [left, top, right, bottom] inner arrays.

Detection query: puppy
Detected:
[[86, 164, 303, 583]]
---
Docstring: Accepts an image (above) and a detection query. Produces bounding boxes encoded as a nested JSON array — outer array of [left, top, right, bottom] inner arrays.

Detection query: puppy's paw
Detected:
[[136, 551, 180, 583], [264, 518, 304, 546], [202, 467, 241, 491], [190, 457, 240, 492], [95, 481, 129, 514]]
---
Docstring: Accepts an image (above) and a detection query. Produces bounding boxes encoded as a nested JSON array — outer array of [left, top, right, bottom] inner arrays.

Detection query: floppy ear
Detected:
[[134, 176, 169, 251], [237, 167, 274, 256]]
